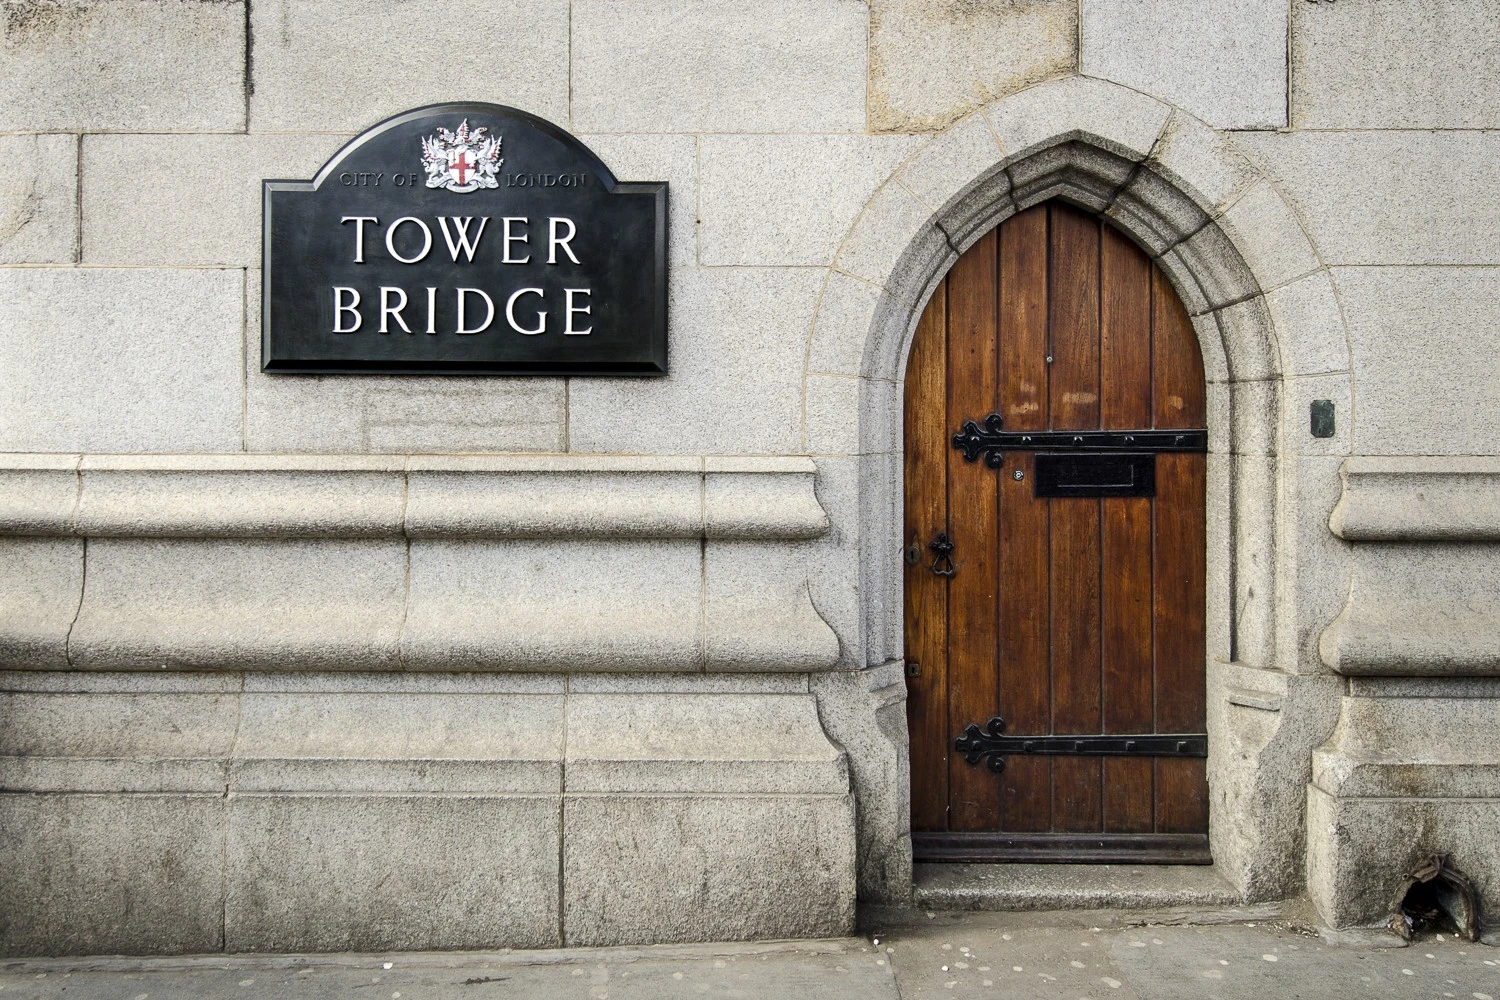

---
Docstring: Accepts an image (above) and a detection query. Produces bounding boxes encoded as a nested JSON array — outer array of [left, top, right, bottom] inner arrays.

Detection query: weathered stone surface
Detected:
[[407, 460, 702, 540], [0, 539, 80, 670], [243, 270, 567, 453], [0, 269, 243, 453], [1276, 457, 1352, 674], [808, 271, 884, 379], [402, 539, 702, 672], [699, 135, 922, 266], [1332, 457, 1500, 543], [1333, 266, 1500, 455], [1264, 270, 1350, 377], [567, 267, 820, 454], [1081, 0, 1287, 130], [804, 375, 863, 456], [571, 0, 866, 134], [566, 673, 807, 695], [1216, 179, 1321, 294], [703, 458, 828, 540], [0, 690, 236, 792], [1105, 161, 1209, 257], [249, 0, 567, 131], [564, 694, 847, 795], [869, 0, 1077, 133], [1236, 131, 1500, 267], [76, 458, 406, 539], [1308, 786, 1500, 932], [563, 794, 856, 946], [803, 456, 867, 670], [0, 793, 226, 956], [0, 134, 76, 264], [810, 661, 913, 903], [1309, 689, 1500, 930], [1321, 542, 1500, 676], [0, 455, 77, 535], [704, 542, 840, 672], [1212, 295, 1280, 383], [225, 793, 561, 952], [231, 692, 564, 794], [1206, 662, 1341, 901], [0, 0, 245, 132], [69, 538, 407, 671], [834, 181, 945, 291], [1148, 112, 1262, 216], [984, 76, 1171, 164], [83, 134, 349, 267], [1292, 0, 1500, 129]]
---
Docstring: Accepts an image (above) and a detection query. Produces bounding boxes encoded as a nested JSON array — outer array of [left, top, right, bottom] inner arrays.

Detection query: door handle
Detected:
[[929, 532, 956, 577]]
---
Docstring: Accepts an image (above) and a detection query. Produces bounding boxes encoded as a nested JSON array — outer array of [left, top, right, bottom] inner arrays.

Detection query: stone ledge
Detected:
[[1311, 693, 1500, 799], [1331, 456, 1500, 542], [1320, 541, 1500, 676], [0, 454, 829, 541]]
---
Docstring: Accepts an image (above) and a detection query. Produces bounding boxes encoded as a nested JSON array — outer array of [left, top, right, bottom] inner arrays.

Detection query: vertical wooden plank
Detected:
[[1000, 206, 1050, 433], [944, 230, 1001, 832], [1100, 225, 1155, 832], [1100, 225, 1153, 430], [1101, 497, 1154, 832], [1153, 262, 1208, 833], [1151, 266, 1206, 430], [903, 280, 950, 833], [1153, 453, 1209, 833], [1048, 203, 1101, 432], [997, 207, 1052, 832], [1047, 205, 1103, 832]]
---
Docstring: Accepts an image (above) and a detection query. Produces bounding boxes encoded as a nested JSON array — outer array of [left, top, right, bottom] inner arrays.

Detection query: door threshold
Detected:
[[913, 832, 1210, 865], [913, 862, 1241, 913]]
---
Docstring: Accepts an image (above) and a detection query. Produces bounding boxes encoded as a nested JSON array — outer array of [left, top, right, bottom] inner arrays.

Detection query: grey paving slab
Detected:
[[869, 908, 1500, 1000], [0, 940, 897, 1000]]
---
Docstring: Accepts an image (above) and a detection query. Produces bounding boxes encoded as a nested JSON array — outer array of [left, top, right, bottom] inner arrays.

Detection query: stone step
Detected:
[[912, 863, 1243, 913]]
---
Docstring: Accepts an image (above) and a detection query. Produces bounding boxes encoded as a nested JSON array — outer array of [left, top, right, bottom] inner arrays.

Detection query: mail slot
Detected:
[[1033, 452, 1155, 498]]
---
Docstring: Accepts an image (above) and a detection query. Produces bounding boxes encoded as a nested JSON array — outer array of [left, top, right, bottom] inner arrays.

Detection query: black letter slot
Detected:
[[1032, 452, 1155, 498]]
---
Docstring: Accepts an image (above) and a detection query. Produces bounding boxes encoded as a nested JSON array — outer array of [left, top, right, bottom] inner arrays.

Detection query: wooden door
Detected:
[[904, 202, 1209, 864]]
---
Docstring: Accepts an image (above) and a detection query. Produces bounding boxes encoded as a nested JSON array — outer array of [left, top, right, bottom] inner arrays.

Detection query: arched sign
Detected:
[[262, 103, 667, 374]]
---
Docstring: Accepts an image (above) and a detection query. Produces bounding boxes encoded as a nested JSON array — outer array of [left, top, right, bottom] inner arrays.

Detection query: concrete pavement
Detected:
[[3, 904, 1498, 999]]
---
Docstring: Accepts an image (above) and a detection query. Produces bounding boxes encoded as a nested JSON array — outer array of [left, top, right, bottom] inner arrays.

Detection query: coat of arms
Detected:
[[420, 119, 502, 193]]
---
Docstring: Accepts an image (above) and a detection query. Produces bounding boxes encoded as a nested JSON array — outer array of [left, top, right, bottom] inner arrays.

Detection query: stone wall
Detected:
[[2, 0, 1499, 951]]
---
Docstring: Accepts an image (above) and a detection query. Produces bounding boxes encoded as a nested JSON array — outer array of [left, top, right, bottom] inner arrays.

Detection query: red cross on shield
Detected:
[[448, 148, 474, 187]]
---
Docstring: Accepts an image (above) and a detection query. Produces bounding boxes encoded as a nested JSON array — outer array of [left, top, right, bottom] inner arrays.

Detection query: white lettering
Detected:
[[341, 216, 378, 263], [502, 217, 531, 264], [438, 216, 489, 262], [424, 286, 438, 335], [563, 288, 593, 335], [506, 288, 546, 335], [548, 217, 580, 265], [385, 216, 433, 264], [456, 287, 495, 335], [332, 286, 361, 333], [379, 286, 411, 334]]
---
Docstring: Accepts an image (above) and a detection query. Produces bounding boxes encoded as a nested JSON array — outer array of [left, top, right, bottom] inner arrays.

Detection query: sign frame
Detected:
[[261, 102, 668, 376]]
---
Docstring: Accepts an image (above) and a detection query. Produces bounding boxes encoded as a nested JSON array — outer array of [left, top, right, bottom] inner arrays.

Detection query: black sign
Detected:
[[262, 103, 667, 375]]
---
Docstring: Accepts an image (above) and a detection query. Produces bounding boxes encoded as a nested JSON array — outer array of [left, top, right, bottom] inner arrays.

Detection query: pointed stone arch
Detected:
[[805, 76, 1352, 904]]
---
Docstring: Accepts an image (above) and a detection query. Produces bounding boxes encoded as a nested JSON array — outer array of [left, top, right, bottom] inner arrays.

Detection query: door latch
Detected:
[[906, 661, 921, 679], [929, 532, 956, 577]]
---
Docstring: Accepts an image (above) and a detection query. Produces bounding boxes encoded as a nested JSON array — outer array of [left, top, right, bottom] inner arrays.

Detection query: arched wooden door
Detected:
[[903, 201, 1209, 864]]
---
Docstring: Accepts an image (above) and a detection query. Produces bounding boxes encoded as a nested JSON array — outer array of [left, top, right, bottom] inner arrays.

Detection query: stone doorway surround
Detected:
[[801, 76, 1352, 906]]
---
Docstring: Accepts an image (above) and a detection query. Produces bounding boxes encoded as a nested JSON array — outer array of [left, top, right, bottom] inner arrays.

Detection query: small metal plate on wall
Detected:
[[1033, 452, 1155, 498]]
